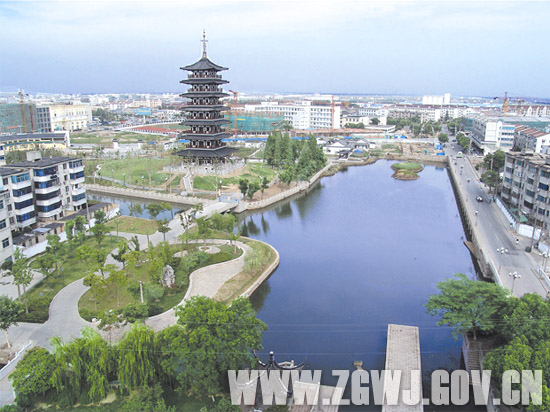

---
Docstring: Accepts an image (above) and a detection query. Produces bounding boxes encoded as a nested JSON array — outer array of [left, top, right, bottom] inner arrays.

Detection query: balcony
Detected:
[[14, 204, 35, 215], [70, 176, 85, 185], [37, 208, 62, 219], [10, 180, 32, 190], [71, 186, 86, 196], [34, 185, 61, 195], [72, 197, 87, 207], [68, 165, 84, 174], [36, 196, 61, 207], [33, 174, 57, 183]]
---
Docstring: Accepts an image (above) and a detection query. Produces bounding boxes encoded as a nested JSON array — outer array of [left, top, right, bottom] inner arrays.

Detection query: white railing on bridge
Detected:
[[0, 340, 33, 381]]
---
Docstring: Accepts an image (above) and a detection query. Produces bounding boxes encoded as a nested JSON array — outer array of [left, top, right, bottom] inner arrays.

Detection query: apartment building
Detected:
[[6, 155, 86, 222], [471, 117, 515, 153], [245, 101, 341, 130], [501, 152, 550, 230], [513, 125, 550, 154], [46, 103, 92, 132], [0, 187, 14, 263], [0, 167, 36, 229], [0, 132, 70, 159]]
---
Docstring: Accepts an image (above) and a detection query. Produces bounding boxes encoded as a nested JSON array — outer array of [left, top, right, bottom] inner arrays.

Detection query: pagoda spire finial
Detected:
[[201, 29, 208, 58]]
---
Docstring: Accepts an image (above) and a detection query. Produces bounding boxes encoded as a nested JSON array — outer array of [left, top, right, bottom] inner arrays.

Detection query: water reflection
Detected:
[[87, 193, 185, 221], [241, 160, 480, 411]]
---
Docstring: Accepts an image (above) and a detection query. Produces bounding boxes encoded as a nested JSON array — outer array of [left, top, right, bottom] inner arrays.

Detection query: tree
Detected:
[[12, 249, 33, 313], [129, 202, 143, 217], [426, 273, 510, 339], [111, 240, 129, 269], [247, 182, 260, 199], [36, 253, 55, 279], [91, 220, 109, 245], [481, 170, 500, 194], [437, 132, 449, 143], [260, 176, 269, 199], [94, 210, 107, 225], [117, 323, 157, 392], [0, 296, 23, 348], [10, 347, 56, 408], [157, 219, 171, 241], [502, 293, 550, 345], [46, 233, 63, 276], [483, 150, 506, 172], [174, 296, 267, 395], [146, 203, 165, 220], [195, 217, 211, 246], [370, 117, 380, 125], [51, 327, 115, 405], [65, 220, 75, 243], [239, 178, 249, 198], [113, 211, 122, 237], [279, 167, 295, 187]]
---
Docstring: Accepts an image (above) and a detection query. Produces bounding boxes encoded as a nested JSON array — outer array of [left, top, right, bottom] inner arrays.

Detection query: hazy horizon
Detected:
[[2, 1, 549, 98]]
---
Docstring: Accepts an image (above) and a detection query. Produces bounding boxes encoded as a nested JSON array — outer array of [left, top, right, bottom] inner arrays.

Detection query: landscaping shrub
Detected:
[[122, 303, 149, 322], [17, 297, 50, 323]]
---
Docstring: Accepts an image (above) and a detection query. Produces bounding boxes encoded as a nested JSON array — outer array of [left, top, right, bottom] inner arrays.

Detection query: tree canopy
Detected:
[[426, 273, 510, 339]]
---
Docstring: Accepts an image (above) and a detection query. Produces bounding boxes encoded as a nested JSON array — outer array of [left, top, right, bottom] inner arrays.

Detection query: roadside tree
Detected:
[[0, 296, 23, 348]]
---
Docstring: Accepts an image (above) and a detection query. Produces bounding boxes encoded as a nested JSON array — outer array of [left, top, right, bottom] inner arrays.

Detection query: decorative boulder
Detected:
[[161, 265, 175, 287]]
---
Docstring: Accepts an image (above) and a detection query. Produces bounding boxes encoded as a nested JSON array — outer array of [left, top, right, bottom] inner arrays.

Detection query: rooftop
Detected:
[[180, 57, 228, 72], [8, 156, 79, 168], [0, 132, 68, 142], [0, 167, 26, 177]]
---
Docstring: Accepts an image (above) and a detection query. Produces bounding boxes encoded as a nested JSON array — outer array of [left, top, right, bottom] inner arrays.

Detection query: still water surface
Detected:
[[241, 160, 480, 411]]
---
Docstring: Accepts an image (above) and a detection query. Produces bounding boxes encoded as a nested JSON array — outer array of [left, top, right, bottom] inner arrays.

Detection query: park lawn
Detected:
[[22, 236, 122, 323], [193, 163, 277, 191], [78, 243, 242, 317], [84, 156, 174, 187], [106, 215, 158, 235], [232, 146, 256, 159]]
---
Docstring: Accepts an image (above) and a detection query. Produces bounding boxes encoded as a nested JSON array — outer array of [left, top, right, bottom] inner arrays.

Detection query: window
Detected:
[[70, 171, 84, 180], [0, 219, 6, 229], [2, 238, 9, 248], [16, 211, 35, 223], [15, 199, 33, 210], [539, 183, 549, 191], [12, 186, 32, 197], [10, 173, 30, 184], [0, 200, 4, 210]]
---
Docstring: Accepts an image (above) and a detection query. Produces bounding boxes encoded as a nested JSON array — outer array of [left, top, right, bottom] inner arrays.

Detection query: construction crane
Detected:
[[229, 90, 238, 134], [18, 90, 28, 133], [493, 92, 509, 115]]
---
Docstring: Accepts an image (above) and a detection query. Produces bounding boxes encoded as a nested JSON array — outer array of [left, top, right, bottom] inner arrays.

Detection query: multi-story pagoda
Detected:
[[176, 32, 236, 165]]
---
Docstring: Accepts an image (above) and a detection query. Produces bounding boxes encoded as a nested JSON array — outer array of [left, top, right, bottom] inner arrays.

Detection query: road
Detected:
[[447, 144, 548, 297]]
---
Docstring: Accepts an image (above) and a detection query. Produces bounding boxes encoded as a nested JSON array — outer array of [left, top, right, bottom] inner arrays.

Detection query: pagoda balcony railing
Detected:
[[189, 87, 223, 93], [188, 73, 222, 79], [185, 101, 223, 106], [187, 115, 225, 120]]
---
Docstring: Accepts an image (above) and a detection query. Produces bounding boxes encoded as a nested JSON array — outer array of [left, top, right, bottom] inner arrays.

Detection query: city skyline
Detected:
[[1, 1, 550, 98]]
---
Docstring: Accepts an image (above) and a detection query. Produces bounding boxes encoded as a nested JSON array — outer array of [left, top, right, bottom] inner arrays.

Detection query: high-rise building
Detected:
[[176, 32, 236, 164]]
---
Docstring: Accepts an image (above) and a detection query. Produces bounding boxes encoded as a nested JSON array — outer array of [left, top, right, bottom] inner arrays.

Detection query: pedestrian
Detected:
[[516, 238, 519, 245]]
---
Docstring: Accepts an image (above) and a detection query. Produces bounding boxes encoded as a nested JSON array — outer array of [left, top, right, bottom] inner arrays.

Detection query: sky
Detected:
[[1, 0, 550, 98]]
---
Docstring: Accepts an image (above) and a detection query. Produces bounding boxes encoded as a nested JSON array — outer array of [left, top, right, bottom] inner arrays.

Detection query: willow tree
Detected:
[[51, 327, 114, 405], [117, 322, 157, 392]]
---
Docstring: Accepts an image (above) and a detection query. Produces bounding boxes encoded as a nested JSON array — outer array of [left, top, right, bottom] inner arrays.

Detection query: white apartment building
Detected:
[[39, 103, 92, 132], [513, 125, 550, 154], [7, 155, 87, 221], [356, 106, 389, 125], [0, 188, 13, 263], [0, 167, 36, 229], [245, 101, 341, 130], [422, 93, 451, 105], [471, 117, 515, 153]]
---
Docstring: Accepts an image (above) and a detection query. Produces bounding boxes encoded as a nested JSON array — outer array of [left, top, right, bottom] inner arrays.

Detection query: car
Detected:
[[476, 196, 483, 202]]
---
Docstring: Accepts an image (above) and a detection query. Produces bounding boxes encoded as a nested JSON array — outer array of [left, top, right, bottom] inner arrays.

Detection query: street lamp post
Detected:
[[497, 247, 509, 273], [509, 271, 521, 295], [475, 210, 479, 226]]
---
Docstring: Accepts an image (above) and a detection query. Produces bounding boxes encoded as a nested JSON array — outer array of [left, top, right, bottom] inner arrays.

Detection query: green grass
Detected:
[[22, 237, 122, 323], [106, 216, 158, 235], [78, 244, 242, 317], [391, 162, 423, 171], [84, 156, 175, 187], [193, 163, 276, 191]]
